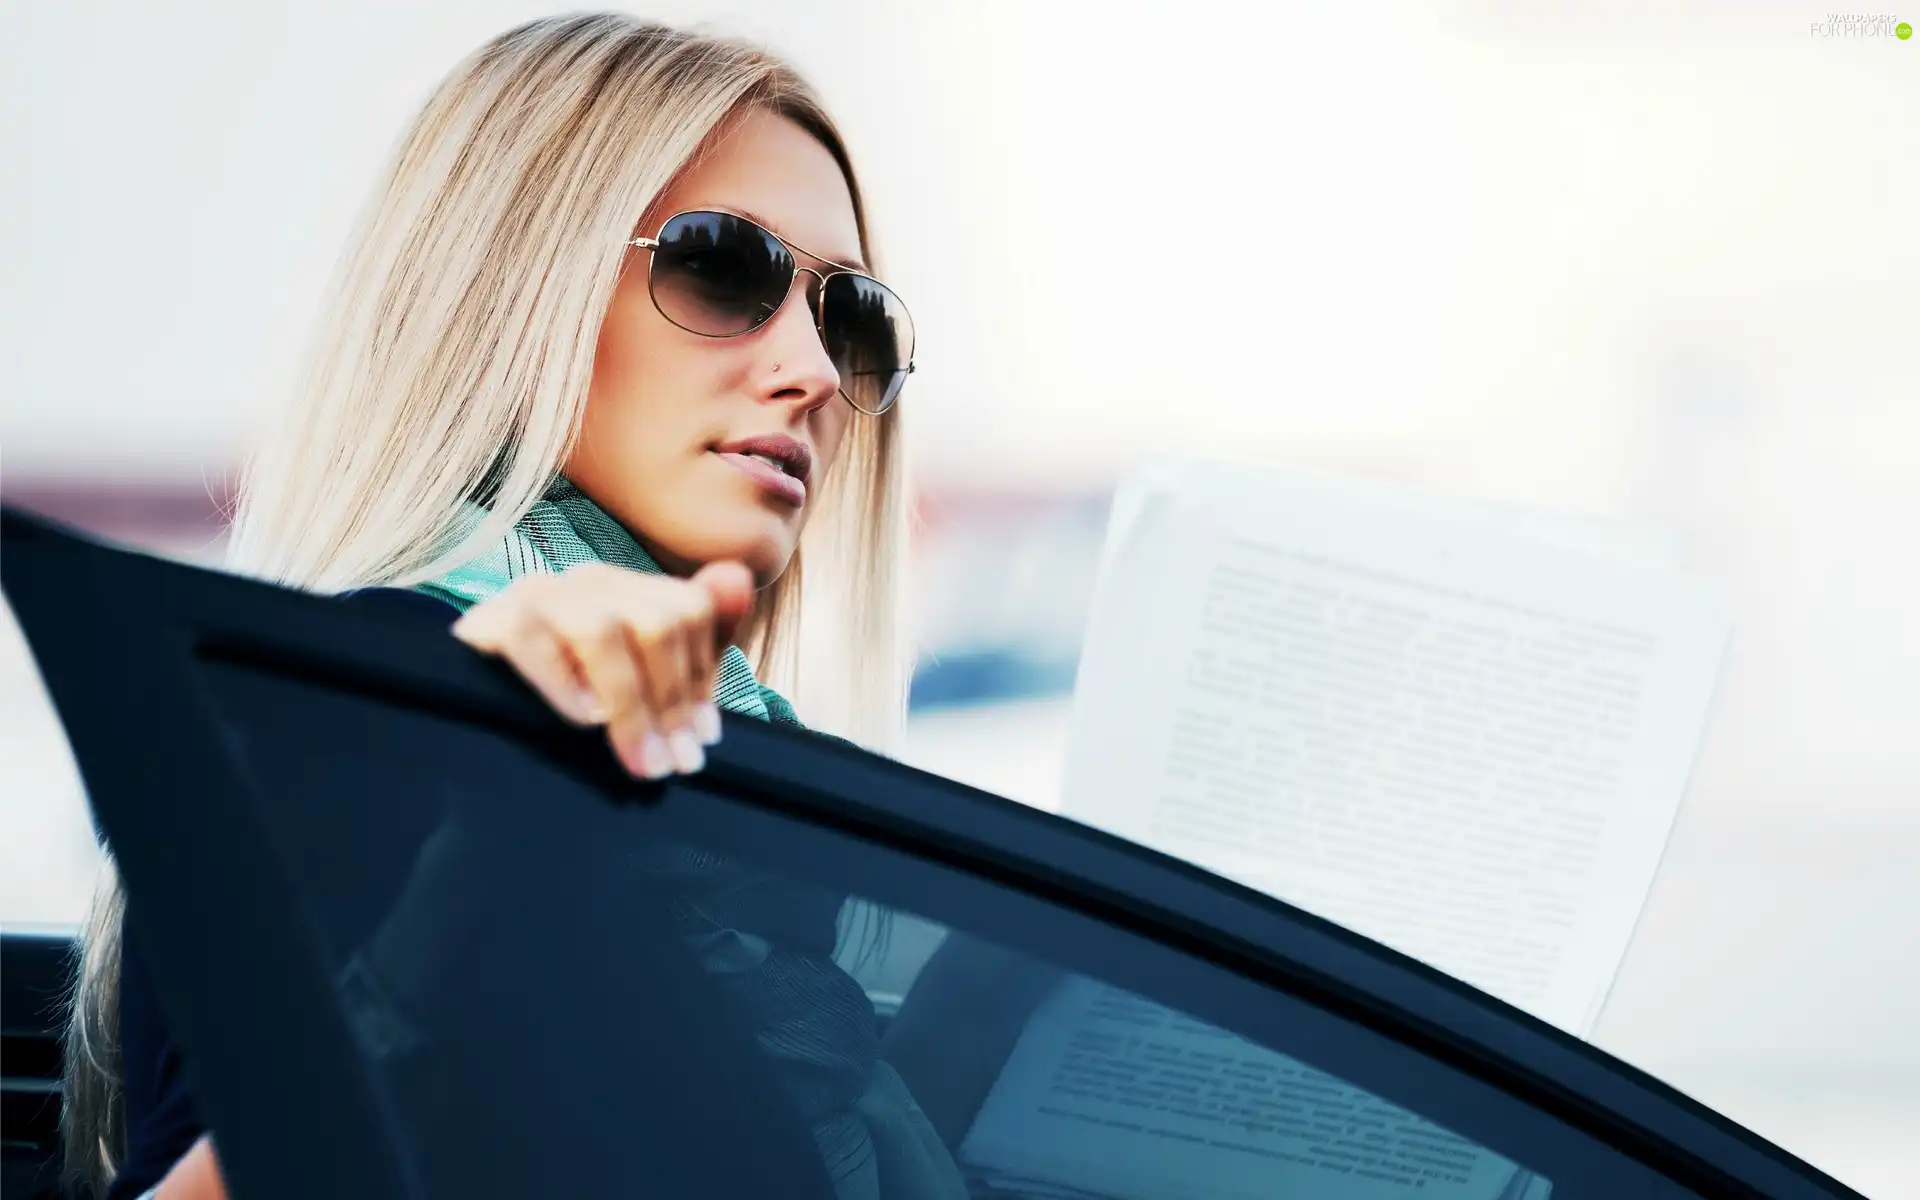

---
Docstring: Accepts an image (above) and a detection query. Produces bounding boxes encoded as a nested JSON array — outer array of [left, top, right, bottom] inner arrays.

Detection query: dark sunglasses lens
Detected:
[[648, 212, 792, 336], [820, 273, 914, 413]]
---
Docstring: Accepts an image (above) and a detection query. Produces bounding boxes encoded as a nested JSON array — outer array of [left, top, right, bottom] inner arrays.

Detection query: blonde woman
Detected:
[[63, 13, 944, 1199]]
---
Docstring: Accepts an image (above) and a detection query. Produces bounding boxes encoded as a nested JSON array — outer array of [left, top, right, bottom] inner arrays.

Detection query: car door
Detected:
[[0, 505, 1868, 1200]]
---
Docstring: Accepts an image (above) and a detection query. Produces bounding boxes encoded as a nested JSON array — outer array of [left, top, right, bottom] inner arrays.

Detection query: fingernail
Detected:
[[625, 732, 672, 780], [668, 728, 705, 774], [694, 702, 722, 745], [576, 688, 606, 724]]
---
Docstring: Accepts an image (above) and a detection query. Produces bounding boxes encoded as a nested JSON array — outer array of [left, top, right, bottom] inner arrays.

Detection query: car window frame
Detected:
[[0, 506, 1865, 1200]]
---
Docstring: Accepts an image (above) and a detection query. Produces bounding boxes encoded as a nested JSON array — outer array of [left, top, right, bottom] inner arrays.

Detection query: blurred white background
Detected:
[[5, 0, 1918, 1194]]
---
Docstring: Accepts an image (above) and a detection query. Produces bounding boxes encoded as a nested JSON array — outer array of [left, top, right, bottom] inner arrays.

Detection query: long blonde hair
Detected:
[[64, 15, 910, 1193]]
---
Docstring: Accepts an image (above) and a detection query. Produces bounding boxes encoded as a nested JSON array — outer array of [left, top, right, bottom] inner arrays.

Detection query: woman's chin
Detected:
[[680, 523, 797, 585], [739, 539, 798, 587]]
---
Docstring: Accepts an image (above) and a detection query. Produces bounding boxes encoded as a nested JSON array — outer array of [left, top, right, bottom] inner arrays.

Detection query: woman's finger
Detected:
[[691, 560, 755, 650], [452, 585, 604, 725], [682, 593, 722, 744], [626, 604, 702, 773], [449, 586, 535, 650], [481, 614, 605, 726], [555, 604, 661, 779]]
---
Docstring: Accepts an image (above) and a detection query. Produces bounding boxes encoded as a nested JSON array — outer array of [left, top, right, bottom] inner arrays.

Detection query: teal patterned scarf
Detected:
[[412, 475, 965, 1200], [414, 475, 799, 724]]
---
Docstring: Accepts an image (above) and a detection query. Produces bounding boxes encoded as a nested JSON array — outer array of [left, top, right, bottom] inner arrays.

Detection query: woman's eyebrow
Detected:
[[722, 205, 869, 274]]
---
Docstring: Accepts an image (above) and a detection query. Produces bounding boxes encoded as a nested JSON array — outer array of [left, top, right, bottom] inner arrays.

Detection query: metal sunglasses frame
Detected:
[[628, 209, 916, 416]]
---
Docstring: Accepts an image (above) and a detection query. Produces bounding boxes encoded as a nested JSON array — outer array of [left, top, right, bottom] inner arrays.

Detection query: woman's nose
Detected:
[[758, 274, 840, 401]]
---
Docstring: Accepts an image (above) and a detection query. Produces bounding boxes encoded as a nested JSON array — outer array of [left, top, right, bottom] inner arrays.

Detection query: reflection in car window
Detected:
[[189, 654, 1701, 1200], [953, 974, 1537, 1197]]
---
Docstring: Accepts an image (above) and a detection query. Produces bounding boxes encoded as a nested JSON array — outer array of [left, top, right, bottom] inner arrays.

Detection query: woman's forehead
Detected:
[[657, 110, 864, 272]]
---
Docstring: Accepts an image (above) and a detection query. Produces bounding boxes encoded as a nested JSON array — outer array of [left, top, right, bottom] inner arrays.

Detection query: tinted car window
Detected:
[[182, 648, 1706, 1200]]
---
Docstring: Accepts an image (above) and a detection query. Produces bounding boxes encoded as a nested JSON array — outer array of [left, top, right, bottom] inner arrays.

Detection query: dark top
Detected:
[[108, 586, 460, 1200]]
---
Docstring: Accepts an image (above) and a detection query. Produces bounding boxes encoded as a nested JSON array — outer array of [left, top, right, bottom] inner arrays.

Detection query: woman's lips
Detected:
[[714, 450, 807, 505]]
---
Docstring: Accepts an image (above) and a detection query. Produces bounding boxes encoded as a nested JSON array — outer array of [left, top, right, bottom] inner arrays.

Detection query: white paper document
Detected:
[[957, 458, 1727, 1199], [1064, 458, 1728, 1034]]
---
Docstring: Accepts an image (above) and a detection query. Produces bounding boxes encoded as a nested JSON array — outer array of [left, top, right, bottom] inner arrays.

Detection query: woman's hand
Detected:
[[449, 561, 756, 779]]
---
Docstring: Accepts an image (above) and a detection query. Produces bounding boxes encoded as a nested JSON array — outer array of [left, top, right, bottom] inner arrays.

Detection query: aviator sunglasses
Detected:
[[628, 209, 916, 415]]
